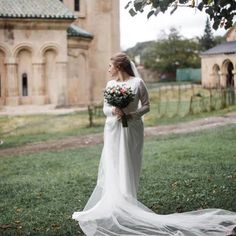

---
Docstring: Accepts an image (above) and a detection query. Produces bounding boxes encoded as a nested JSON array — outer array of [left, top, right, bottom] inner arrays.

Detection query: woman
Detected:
[[72, 52, 236, 235]]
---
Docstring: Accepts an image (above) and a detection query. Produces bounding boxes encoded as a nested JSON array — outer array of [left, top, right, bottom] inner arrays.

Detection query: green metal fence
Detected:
[[176, 68, 201, 83]]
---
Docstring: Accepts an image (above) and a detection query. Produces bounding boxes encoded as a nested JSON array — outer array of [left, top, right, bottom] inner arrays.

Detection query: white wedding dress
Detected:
[[72, 77, 236, 236]]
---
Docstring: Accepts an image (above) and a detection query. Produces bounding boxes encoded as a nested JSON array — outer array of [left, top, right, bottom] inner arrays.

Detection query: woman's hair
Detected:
[[110, 52, 135, 76]]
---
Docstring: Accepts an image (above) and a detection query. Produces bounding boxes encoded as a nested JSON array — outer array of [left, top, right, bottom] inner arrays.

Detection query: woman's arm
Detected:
[[103, 81, 115, 117], [127, 79, 150, 119]]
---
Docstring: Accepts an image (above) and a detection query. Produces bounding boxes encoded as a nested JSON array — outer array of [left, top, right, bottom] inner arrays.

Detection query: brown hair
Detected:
[[110, 52, 135, 77]]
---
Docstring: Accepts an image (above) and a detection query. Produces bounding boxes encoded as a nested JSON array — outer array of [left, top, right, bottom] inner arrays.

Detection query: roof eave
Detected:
[[68, 35, 93, 40], [0, 16, 76, 20]]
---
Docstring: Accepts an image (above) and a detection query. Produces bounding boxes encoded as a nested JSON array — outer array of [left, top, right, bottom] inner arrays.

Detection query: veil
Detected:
[[130, 60, 141, 78], [130, 60, 144, 119]]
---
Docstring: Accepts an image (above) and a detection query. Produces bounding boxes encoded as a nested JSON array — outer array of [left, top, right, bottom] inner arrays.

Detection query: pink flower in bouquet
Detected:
[[120, 88, 127, 94]]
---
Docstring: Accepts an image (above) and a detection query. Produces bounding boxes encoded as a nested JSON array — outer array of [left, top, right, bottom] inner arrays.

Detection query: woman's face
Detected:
[[108, 62, 118, 77]]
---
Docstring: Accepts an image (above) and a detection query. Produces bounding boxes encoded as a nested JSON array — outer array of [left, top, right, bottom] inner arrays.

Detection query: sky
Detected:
[[119, 0, 228, 50]]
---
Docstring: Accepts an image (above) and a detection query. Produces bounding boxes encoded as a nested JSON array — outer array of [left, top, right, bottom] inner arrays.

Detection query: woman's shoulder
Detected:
[[106, 77, 145, 86], [133, 77, 145, 85]]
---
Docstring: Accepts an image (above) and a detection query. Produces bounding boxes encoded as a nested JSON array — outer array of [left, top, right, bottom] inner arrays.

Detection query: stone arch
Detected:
[[39, 43, 60, 59], [222, 59, 234, 87], [0, 43, 11, 58], [212, 64, 220, 88], [13, 43, 34, 58]]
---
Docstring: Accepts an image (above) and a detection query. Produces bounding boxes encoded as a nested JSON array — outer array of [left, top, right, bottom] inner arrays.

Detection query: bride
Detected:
[[72, 52, 236, 235]]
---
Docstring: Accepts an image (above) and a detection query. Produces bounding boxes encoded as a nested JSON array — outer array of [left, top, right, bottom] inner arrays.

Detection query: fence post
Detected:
[[176, 84, 181, 116], [157, 88, 161, 117], [228, 86, 235, 105], [209, 88, 214, 111], [189, 95, 194, 115], [220, 87, 227, 109], [164, 86, 168, 116], [88, 105, 94, 127]]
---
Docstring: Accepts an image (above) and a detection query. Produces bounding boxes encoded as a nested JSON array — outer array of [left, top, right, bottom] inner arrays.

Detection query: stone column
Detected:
[[32, 60, 46, 105], [209, 73, 215, 88], [233, 70, 236, 88], [56, 61, 67, 107], [210, 72, 221, 88], [5, 57, 19, 106], [219, 72, 227, 88]]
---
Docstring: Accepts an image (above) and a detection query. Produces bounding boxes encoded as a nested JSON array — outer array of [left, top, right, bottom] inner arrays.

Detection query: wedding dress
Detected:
[[72, 76, 236, 236]]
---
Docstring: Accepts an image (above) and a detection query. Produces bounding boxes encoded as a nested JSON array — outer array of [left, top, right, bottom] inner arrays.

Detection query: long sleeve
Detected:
[[127, 79, 150, 119], [103, 99, 114, 117], [103, 81, 114, 117]]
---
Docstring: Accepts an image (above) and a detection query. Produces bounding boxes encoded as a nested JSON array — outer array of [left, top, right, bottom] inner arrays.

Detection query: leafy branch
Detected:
[[126, 0, 236, 30]]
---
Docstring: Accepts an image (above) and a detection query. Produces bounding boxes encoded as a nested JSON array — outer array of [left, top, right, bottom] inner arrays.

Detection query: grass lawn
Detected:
[[0, 81, 235, 149], [0, 124, 236, 235], [1, 94, 236, 149]]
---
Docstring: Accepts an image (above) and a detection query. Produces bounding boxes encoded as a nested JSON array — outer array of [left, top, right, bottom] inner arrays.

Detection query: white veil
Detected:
[[130, 60, 141, 78], [130, 60, 144, 118]]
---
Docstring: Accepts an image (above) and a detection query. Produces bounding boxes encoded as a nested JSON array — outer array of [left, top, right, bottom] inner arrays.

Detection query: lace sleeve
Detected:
[[128, 79, 150, 119]]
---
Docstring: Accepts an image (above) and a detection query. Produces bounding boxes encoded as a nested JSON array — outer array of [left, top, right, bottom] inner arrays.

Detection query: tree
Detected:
[[213, 35, 225, 45], [126, 40, 156, 64], [126, 0, 236, 30], [200, 18, 215, 50], [143, 27, 201, 75]]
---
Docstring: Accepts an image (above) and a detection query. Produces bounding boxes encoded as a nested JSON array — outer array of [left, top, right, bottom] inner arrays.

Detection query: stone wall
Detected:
[[201, 54, 236, 88], [0, 19, 71, 106], [65, 0, 120, 104], [0, 0, 120, 107]]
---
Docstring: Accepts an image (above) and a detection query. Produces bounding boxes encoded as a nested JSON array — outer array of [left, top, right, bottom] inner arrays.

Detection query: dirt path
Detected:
[[1, 112, 236, 157]]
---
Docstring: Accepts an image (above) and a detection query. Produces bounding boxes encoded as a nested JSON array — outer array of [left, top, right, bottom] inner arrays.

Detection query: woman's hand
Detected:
[[112, 107, 124, 120]]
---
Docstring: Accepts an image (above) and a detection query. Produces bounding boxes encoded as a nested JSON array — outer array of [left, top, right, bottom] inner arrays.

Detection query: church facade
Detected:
[[201, 24, 236, 89], [0, 0, 120, 107]]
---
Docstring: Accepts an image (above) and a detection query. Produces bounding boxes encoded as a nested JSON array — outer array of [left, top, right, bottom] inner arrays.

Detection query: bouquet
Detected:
[[104, 84, 134, 127]]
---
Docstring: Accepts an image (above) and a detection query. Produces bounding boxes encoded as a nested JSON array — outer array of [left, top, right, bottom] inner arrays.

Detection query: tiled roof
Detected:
[[67, 24, 93, 39], [0, 0, 76, 19], [201, 41, 236, 55]]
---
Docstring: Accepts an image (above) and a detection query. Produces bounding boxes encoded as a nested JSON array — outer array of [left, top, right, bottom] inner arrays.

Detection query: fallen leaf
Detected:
[[51, 224, 61, 230], [0, 224, 15, 229]]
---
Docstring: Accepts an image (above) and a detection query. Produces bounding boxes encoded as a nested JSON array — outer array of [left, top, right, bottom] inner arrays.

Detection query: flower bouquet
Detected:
[[104, 84, 134, 127]]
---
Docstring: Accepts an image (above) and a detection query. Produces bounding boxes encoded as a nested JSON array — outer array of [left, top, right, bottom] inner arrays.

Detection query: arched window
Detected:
[[22, 73, 28, 96], [74, 0, 80, 11]]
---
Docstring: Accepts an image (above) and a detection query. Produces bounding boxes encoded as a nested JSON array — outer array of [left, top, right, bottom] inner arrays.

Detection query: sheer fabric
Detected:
[[72, 77, 236, 236]]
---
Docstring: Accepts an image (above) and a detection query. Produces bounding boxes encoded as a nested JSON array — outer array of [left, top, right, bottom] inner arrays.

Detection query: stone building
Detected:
[[201, 24, 236, 88], [0, 0, 120, 107]]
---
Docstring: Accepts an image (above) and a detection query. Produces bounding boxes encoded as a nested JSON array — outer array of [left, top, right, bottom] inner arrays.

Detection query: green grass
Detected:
[[0, 84, 236, 149], [0, 111, 104, 149], [0, 124, 236, 235]]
